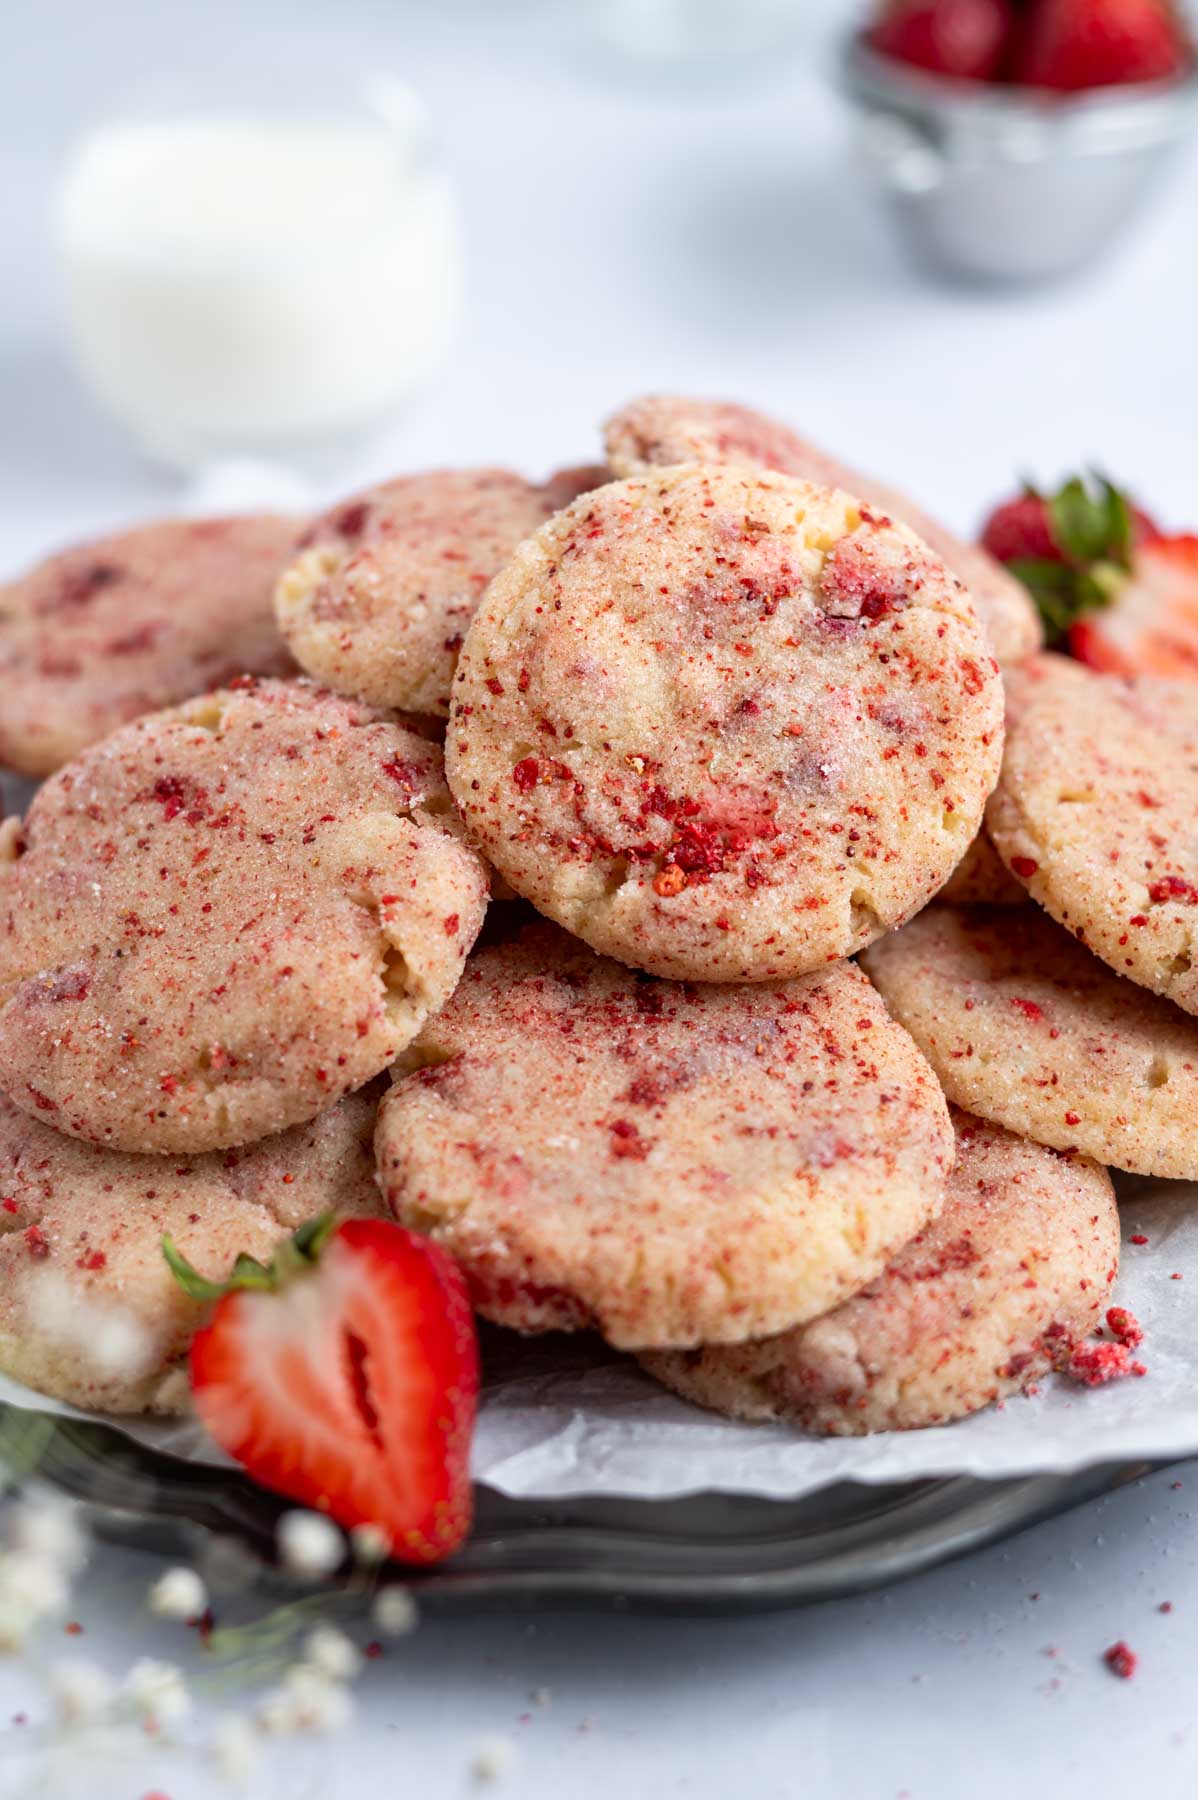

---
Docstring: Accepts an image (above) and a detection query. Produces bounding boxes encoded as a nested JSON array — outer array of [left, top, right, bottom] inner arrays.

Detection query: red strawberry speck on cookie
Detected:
[[1010, 998, 1044, 1022], [1148, 876, 1198, 905]]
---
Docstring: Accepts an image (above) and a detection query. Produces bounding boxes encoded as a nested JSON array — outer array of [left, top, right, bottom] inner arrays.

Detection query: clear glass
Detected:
[[53, 65, 460, 474]]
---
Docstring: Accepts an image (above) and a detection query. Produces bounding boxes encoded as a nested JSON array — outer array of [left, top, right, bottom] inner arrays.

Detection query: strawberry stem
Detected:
[[162, 1212, 338, 1302]]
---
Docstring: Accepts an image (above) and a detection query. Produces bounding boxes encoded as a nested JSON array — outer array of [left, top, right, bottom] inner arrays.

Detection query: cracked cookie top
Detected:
[[446, 464, 1003, 981], [376, 921, 954, 1350], [275, 467, 604, 717], [0, 679, 488, 1152]]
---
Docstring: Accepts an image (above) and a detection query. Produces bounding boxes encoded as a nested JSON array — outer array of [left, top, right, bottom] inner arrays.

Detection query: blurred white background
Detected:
[[2, 0, 1195, 566], [3, 5, 1198, 1797]]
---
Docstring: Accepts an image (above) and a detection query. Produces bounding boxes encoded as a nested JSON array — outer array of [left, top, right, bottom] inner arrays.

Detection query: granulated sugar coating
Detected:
[[275, 466, 604, 718], [446, 464, 1003, 982], [0, 514, 301, 778], [862, 904, 1198, 1179], [641, 1110, 1118, 1434], [987, 664, 1198, 1015], [0, 1084, 385, 1414], [603, 395, 1042, 666], [0, 678, 488, 1153], [375, 923, 954, 1349]]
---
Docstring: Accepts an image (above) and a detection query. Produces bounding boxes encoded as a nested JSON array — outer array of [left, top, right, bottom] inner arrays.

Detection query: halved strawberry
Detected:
[[164, 1216, 478, 1565], [1069, 534, 1198, 676], [868, 0, 1016, 80]]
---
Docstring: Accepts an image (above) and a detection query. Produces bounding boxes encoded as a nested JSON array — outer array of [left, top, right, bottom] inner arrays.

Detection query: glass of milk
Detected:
[[53, 69, 459, 471]]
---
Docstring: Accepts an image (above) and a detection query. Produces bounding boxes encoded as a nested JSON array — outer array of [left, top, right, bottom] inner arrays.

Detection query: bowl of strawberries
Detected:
[[843, 0, 1198, 280]]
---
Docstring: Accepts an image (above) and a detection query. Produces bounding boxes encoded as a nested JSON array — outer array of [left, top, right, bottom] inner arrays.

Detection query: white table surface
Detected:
[[3, 3, 1198, 1795]]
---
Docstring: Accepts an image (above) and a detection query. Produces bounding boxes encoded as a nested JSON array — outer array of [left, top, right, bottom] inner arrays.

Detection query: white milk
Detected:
[[55, 103, 458, 467]]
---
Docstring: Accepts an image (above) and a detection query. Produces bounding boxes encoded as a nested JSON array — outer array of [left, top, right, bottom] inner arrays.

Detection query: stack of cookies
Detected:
[[3, 394, 1178, 1442]]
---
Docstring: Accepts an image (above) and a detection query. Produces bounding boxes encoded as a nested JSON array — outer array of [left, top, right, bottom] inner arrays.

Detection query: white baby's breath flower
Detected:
[[284, 1661, 355, 1732], [258, 1663, 354, 1736], [48, 1658, 115, 1724], [470, 1734, 518, 1783], [0, 1550, 69, 1619], [349, 1522, 390, 1565], [303, 1624, 362, 1683], [531, 1686, 552, 1709], [125, 1657, 192, 1728], [210, 1712, 260, 1786], [277, 1510, 344, 1578], [0, 1598, 33, 1653], [9, 1497, 87, 1573], [372, 1584, 418, 1637], [148, 1566, 207, 1621]]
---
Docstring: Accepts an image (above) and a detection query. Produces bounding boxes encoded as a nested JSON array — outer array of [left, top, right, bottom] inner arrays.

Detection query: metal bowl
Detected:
[[840, 34, 1198, 282]]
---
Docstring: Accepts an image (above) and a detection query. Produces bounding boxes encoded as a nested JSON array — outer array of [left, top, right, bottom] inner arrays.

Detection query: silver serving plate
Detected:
[[840, 35, 1198, 282], [19, 1403, 1155, 1615]]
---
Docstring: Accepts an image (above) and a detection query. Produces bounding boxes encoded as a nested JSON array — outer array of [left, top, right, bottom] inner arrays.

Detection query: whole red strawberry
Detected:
[[1014, 0, 1191, 89], [165, 1215, 478, 1565], [868, 0, 1017, 79]]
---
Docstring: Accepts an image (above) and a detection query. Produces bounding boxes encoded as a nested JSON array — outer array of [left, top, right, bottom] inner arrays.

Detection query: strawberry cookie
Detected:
[[0, 515, 301, 778], [603, 396, 1042, 665], [0, 1083, 385, 1414], [446, 465, 1003, 982], [376, 923, 954, 1349], [938, 654, 1086, 905], [862, 904, 1198, 1178], [987, 664, 1198, 1014], [642, 1110, 1119, 1434], [938, 829, 1028, 906], [0, 679, 488, 1153], [275, 467, 604, 717]]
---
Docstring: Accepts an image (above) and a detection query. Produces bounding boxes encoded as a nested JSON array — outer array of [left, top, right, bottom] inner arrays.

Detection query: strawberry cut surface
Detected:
[[1069, 535, 1198, 678], [186, 1219, 478, 1565]]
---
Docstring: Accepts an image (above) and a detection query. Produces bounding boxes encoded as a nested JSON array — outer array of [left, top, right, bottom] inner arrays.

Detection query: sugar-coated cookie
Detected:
[[275, 467, 604, 717], [862, 904, 1198, 1178], [0, 1085, 385, 1414], [447, 465, 1003, 982], [938, 829, 1028, 905], [641, 1111, 1118, 1434], [0, 515, 300, 778], [376, 924, 954, 1349], [988, 664, 1198, 1015], [0, 679, 488, 1153], [603, 396, 1042, 665]]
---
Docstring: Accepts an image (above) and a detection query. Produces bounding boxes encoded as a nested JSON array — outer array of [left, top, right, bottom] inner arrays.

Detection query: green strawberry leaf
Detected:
[[162, 1212, 337, 1303], [1004, 470, 1138, 642], [1047, 471, 1136, 568]]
